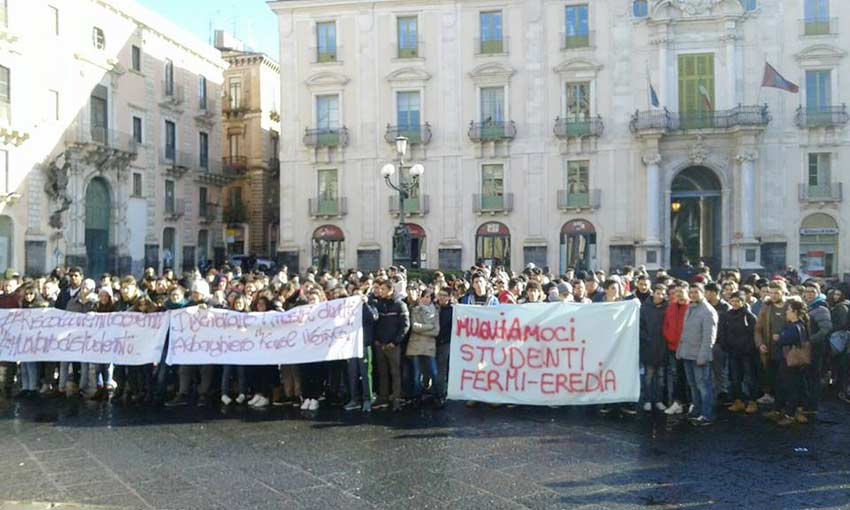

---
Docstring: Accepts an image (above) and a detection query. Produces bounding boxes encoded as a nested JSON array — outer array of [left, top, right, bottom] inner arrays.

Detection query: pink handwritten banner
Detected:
[[166, 297, 363, 365], [0, 308, 168, 365], [447, 301, 640, 406]]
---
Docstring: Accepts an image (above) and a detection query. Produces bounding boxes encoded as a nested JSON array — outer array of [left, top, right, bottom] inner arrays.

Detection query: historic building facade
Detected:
[[219, 48, 282, 258], [271, 0, 849, 277], [0, 0, 228, 278]]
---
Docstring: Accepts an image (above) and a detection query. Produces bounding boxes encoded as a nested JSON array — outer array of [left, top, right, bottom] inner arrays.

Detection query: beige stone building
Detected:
[[0, 0, 228, 277], [218, 43, 282, 257], [270, 0, 850, 279]]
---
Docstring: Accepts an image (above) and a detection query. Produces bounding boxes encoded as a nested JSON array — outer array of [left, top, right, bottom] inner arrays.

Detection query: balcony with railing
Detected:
[[468, 121, 516, 142], [561, 30, 594, 50], [558, 189, 601, 211], [389, 194, 430, 216], [473, 193, 514, 214], [222, 155, 248, 175], [223, 202, 248, 224], [798, 183, 843, 203], [303, 127, 350, 149], [396, 40, 424, 59], [164, 199, 185, 221], [474, 37, 510, 55], [795, 105, 849, 129], [554, 116, 604, 139], [65, 123, 138, 155], [160, 81, 185, 106], [312, 46, 342, 64], [222, 90, 251, 117], [199, 203, 219, 224], [160, 149, 191, 178], [384, 123, 432, 146], [629, 105, 770, 135], [309, 197, 348, 218], [801, 17, 838, 36]]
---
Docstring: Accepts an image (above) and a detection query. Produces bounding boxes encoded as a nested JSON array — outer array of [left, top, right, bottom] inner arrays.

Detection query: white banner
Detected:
[[166, 297, 363, 365], [0, 308, 168, 365], [447, 301, 640, 406]]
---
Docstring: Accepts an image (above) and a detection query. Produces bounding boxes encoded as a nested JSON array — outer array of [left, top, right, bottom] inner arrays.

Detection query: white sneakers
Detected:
[[308, 399, 319, 411], [664, 401, 684, 415], [251, 395, 270, 408], [247, 394, 261, 406], [655, 402, 667, 411], [235, 394, 246, 404], [756, 394, 775, 405], [642, 402, 652, 412], [221, 394, 232, 406], [300, 398, 320, 411]]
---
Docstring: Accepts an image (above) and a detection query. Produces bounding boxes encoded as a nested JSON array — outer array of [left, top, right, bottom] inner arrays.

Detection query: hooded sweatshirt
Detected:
[[807, 295, 832, 346], [662, 301, 688, 352]]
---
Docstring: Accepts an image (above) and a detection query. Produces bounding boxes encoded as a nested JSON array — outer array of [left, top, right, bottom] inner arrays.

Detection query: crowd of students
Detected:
[[0, 261, 847, 427]]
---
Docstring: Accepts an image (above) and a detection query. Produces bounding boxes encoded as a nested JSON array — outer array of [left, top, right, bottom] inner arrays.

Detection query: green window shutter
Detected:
[[678, 54, 715, 129]]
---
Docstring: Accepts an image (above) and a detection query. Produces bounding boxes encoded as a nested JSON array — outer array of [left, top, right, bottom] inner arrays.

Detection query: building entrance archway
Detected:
[[670, 166, 721, 272]]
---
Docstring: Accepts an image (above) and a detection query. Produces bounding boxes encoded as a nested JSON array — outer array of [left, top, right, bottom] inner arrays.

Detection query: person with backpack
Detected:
[[802, 281, 831, 417], [769, 299, 810, 426]]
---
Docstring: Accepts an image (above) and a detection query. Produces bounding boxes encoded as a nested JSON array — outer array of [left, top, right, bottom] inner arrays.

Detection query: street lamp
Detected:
[[382, 136, 425, 268]]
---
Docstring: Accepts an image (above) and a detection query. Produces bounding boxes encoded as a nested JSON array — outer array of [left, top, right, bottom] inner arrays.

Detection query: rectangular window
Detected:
[[132, 172, 142, 196], [399, 166, 421, 212], [165, 120, 175, 159], [806, 70, 831, 110], [228, 78, 241, 109], [164, 59, 174, 95], [228, 133, 239, 157], [565, 82, 590, 120], [481, 164, 505, 210], [0, 65, 9, 125], [807, 153, 831, 197], [565, 5, 590, 49], [396, 91, 421, 140], [0, 150, 7, 194], [132, 116, 142, 144], [317, 169, 339, 214], [678, 53, 714, 128], [479, 11, 503, 54], [90, 88, 107, 143], [131, 45, 141, 72], [199, 187, 208, 215], [229, 187, 242, 208], [49, 89, 59, 121], [567, 161, 590, 208], [316, 21, 337, 62], [739, 0, 756, 11], [633, 0, 649, 17], [0, 1, 8, 29], [165, 180, 175, 213], [397, 16, 418, 58], [199, 132, 208, 169], [198, 76, 207, 110], [804, 0, 829, 35], [49, 5, 59, 35], [480, 87, 504, 123], [316, 94, 340, 144]]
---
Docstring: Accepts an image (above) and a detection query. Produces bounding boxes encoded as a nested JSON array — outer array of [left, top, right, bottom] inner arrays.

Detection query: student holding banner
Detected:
[[640, 284, 669, 412]]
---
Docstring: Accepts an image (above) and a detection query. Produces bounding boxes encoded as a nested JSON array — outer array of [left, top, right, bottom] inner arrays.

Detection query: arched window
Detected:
[[633, 0, 648, 17], [799, 213, 838, 277]]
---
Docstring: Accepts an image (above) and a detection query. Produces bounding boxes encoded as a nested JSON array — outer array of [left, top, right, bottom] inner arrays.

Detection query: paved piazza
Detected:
[[1, 399, 849, 510]]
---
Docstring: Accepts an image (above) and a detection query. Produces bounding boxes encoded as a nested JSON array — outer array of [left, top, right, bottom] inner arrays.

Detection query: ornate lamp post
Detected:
[[381, 136, 424, 268]]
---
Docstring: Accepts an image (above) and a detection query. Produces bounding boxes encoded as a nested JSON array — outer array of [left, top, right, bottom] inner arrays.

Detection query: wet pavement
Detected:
[[0, 397, 849, 510]]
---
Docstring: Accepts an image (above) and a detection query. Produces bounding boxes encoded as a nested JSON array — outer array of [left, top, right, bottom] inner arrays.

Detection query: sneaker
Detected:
[[727, 399, 746, 413], [251, 395, 270, 408], [762, 410, 782, 421], [744, 401, 758, 414], [664, 401, 684, 415], [776, 414, 795, 426], [621, 406, 638, 416], [221, 394, 232, 406], [599, 406, 613, 415], [300, 399, 311, 410], [165, 394, 189, 407], [642, 402, 652, 412], [39, 384, 51, 394], [756, 394, 775, 405], [688, 403, 694, 415], [373, 399, 389, 410], [292, 399, 303, 408], [247, 394, 261, 406], [308, 399, 319, 411], [361, 401, 372, 413], [655, 402, 667, 411], [691, 416, 713, 426], [235, 393, 247, 405], [343, 400, 360, 411]]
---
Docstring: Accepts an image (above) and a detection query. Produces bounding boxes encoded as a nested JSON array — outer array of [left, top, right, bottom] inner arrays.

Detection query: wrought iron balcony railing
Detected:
[[554, 116, 604, 139], [468, 121, 516, 142], [389, 194, 430, 216], [473, 193, 514, 214], [303, 127, 350, 148], [794, 105, 849, 129], [798, 183, 843, 203], [557, 189, 601, 210], [384, 123, 432, 145], [629, 105, 770, 134], [309, 197, 348, 217]]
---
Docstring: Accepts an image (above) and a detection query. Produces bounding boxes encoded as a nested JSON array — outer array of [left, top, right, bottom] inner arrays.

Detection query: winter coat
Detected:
[[374, 297, 410, 345], [361, 298, 379, 348], [807, 297, 832, 346], [755, 300, 792, 358], [55, 286, 80, 310], [662, 302, 688, 352], [436, 303, 454, 345], [639, 299, 668, 367], [831, 300, 850, 332], [719, 306, 757, 356], [461, 293, 498, 306], [65, 296, 97, 313], [676, 300, 718, 365], [407, 303, 440, 357]]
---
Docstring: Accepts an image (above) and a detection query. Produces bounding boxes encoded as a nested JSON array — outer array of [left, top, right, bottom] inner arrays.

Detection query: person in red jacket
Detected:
[[662, 283, 690, 415]]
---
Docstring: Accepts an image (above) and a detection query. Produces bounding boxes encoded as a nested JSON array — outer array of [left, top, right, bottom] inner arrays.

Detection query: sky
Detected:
[[136, 0, 279, 58]]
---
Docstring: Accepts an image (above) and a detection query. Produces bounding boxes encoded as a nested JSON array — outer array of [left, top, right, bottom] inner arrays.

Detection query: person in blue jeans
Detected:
[[406, 289, 440, 405], [676, 283, 719, 426]]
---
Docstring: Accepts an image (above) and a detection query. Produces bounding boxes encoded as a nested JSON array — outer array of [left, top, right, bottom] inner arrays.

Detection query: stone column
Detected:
[[736, 151, 757, 240], [642, 153, 662, 243]]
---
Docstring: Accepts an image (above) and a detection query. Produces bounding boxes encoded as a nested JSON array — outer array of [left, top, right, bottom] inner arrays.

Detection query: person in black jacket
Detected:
[[434, 288, 454, 408], [721, 292, 758, 414], [373, 278, 410, 411], [639, 284, 668, 411], [344, 288, 379, 413]]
